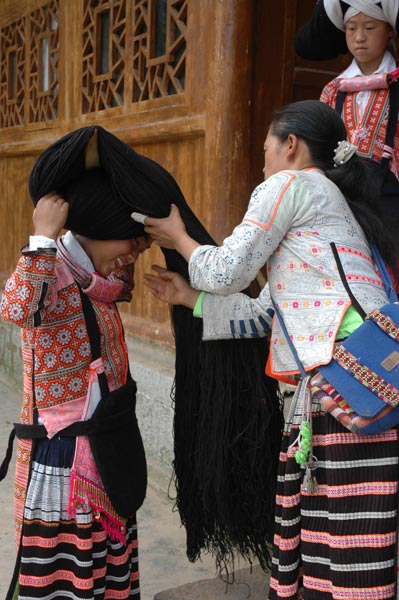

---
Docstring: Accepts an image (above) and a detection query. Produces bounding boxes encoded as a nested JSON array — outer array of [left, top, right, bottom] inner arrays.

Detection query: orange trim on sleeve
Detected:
[[243, 173, 296, 231]]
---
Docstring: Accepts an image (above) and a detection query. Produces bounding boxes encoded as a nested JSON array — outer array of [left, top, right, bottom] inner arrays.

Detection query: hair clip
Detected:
[[333, 140, 357, 167]]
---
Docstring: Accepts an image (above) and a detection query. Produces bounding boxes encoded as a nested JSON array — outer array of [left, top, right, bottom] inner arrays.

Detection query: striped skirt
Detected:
[[10, 436, 140, 600], [269, 385, 399, 600]]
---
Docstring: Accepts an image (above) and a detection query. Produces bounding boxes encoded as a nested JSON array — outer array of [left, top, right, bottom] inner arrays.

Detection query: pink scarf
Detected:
[[332, 67, 399, 93], [56, 236, 134, 303]]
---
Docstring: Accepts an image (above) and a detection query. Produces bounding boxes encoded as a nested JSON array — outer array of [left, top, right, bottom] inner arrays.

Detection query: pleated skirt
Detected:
[[269, 386, 399, 600], [13, 436, 140, 600]]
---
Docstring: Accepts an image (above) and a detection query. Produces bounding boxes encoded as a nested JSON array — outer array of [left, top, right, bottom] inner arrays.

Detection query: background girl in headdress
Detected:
[[296, 1, 399, 256], [0, 126, 283, 598]]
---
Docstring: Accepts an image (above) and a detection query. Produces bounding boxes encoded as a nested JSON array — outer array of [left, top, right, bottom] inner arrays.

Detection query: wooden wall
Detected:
[[0, 0, 348, 348], [249, 0, 351, 189]]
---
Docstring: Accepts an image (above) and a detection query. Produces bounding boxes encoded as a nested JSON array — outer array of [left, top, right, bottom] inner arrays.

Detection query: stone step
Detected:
[[154, 565, 270, 600]]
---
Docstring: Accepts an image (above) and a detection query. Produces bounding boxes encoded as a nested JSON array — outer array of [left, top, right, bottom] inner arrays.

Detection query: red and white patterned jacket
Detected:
[[0, 249, 129, 546], [321, 80, 399, 180]]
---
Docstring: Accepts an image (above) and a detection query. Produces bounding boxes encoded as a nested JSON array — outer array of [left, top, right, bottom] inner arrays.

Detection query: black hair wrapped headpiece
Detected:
[[295, 0, 399, 60], [28, 126, 283, 572], [295, 1, 348, 60]]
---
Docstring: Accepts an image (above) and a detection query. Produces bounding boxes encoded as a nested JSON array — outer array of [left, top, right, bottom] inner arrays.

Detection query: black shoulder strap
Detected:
[[334, 90, 345, 116], [77, 285, 109, 396], [77, 286, 102, 359], [330, 242, 367, 320], [383, 81, 399, 163]]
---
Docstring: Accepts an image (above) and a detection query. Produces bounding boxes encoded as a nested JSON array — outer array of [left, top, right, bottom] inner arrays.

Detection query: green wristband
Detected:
[[193, 290, 206, 318]]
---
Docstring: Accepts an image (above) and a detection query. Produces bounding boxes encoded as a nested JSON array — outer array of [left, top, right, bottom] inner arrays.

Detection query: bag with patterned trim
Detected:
[[311, 242, 399, 435]]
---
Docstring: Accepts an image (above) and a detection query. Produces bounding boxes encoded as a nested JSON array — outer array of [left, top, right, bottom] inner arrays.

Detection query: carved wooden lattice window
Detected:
[[27, 1, 59, 123], [132, 0, 187, 102], [0, 18, 25, 128], [82, 0, 126, 113]]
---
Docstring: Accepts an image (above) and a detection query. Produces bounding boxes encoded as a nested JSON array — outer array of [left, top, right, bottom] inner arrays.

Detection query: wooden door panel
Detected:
[[250, 0, 351, 187], [293, 0, 350, 100]]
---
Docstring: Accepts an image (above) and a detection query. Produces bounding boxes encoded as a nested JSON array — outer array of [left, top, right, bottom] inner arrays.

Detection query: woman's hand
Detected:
[[144, 265, 200, 309], [33, 192, 69, 240], [143, 204, 200, 261]]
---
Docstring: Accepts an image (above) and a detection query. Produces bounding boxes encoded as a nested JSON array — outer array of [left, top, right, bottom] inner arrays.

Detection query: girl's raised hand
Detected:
[[144, 265, 200, 309], [33, 192, 69, 240]]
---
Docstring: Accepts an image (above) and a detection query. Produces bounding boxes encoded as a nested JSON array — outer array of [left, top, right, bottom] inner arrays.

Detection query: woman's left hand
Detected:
[[144, 265, 200, 309]]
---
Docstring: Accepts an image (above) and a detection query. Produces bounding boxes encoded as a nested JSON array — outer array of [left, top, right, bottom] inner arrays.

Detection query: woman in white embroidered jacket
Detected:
[[142, 100, 399, 599]]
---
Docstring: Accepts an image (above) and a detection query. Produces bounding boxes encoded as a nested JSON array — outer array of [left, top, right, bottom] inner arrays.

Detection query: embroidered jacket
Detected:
[[190, 169, 389, 377], [0, 249, 129, 546]]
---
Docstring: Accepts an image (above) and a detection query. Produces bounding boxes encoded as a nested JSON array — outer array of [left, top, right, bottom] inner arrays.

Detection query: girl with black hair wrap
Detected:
[[144, 99, 399, 599], [23, 126, 284, 576]]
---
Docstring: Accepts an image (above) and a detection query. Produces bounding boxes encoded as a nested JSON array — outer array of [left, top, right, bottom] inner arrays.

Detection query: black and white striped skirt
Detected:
[[10, 436, 140, 599], [269, 386, 399, 600]]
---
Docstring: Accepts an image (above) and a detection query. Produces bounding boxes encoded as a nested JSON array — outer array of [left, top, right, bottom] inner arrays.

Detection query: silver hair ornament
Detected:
[[333, 140, 358, 167]]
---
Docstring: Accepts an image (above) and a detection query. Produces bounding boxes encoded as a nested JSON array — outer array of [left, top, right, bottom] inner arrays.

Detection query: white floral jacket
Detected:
[[190, 168, 389, 377]]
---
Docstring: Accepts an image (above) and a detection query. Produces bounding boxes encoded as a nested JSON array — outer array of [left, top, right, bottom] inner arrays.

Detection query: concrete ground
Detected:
[[0, 377, 271, 600]]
